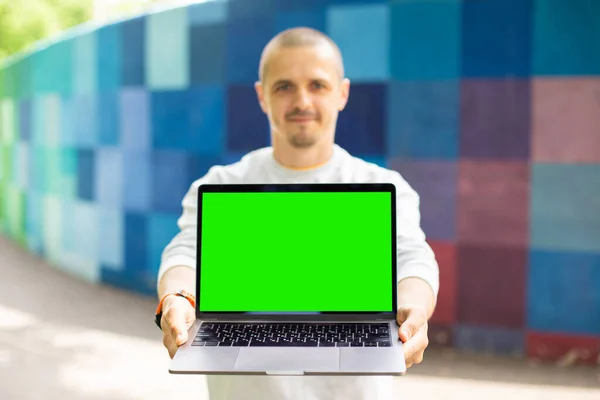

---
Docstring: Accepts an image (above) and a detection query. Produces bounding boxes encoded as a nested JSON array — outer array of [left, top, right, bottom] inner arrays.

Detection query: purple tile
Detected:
[[460, 79, 531, 159], [389, 160, 457, 241], [455, 325, 525, 355], [458, 161, 529, 247], [457, 244, 527, 329]]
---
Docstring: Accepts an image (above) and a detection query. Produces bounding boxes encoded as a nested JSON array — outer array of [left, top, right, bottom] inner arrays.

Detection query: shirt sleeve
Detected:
[[389, 171, 440, 299], [156, 167, 222, 289]]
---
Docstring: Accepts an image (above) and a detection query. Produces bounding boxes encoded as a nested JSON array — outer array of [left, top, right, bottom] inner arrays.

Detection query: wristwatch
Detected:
[[155, 289, 196, 329]]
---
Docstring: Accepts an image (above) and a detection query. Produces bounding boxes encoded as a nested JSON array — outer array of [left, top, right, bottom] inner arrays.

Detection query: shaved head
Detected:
[[258, 27, 345, 83]]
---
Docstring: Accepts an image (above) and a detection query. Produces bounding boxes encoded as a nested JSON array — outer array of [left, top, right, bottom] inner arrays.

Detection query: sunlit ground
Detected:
[[1, 236, 598, 400]]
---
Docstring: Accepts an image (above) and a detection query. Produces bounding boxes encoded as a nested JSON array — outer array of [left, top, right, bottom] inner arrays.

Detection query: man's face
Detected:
[[255, 45, 350, 149]]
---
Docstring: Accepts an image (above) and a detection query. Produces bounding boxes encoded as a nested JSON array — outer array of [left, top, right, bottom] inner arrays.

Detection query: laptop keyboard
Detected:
[[192, 322, 393, 347]]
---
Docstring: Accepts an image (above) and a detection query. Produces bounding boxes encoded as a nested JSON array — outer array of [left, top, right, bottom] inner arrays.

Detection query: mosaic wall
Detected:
[[0, 0, 598, 364]]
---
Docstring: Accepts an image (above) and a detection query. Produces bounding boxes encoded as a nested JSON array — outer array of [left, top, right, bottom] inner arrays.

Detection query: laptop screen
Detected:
[[197, 188, 395, 314]]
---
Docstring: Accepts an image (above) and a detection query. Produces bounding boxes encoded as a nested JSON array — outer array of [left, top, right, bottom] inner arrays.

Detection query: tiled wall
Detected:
[[0, 0, 598, 364]]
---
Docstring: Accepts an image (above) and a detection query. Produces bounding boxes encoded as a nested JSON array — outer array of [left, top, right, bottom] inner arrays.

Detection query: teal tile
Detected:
[[15, 141, 29, 190], [533, 0, 600, 75], [147, 212, 180, 277], [189, 0, 227, 25], [0, 99, 16, 144], [327, 3, 389, 81], [73, 31, 97, 95], [146, 8, 189, 89], [531, 164, 600, 252], [32, 39, 73, 96], [390, 0, 462, 80], [45, 94, 61, 147], [42, 194, 62, 264]]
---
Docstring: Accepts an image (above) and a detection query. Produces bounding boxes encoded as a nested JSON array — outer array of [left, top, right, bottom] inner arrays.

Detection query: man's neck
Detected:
[[272, 139, 335, 171]]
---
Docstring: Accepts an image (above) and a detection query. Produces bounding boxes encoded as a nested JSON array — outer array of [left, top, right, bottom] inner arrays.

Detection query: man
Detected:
[[156, 27, 439, 400]]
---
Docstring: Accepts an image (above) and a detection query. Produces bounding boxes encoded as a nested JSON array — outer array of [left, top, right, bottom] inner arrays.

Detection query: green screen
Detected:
[[199, 191, 393, 312]]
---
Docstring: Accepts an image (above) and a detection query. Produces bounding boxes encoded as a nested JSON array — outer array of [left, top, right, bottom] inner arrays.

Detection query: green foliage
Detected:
[[0, 0, 93, 62]]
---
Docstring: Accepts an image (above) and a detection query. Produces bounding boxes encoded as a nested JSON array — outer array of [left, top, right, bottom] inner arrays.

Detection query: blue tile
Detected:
[[361, 157, 387, 168], [335, 83, 386, 157], [121, 16, 146, 86], [101, 212, 156, 295], [96, 22, 121, 91], [387, 80, 459, 159], [97, 207, 124, 270], [327, 3, 389, 81], [101, 267, 156, 296], [95, 149, 122, 208], [97, 91, 120, 146], [151, 150, 191, 213], [72, 94, 97, 148], [531, 164, 600, 253], [71, 200, 99, 261], [77, 149, 95, 201], [19, 100, 32, 142], [528, 250, 600, 335], [147, 212, 181, 277], [26, 189, 43, 255], [151, 86, 225, 153], [189, 154, 225, 181], [227, 15, 276, 83], [190, 23, 227, 84], [276, 9, 326, 37], [189, 0, 227, 25], [455, 325, 525, 355], [390, 0, 461, 80], [59, 95, 76, 147], [146, 7, 190, 90], [120, 88, 150, 150], [462, 0, 533, 77], [122, 150, 151, 212], [278, 0, 385, 10], [228, 0, 276, 20], [533, 0, 600, 75], [226, 85, 270, 153]]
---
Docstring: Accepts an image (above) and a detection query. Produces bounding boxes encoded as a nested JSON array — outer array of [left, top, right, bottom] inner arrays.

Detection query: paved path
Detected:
[[1, 235, 598, 400]]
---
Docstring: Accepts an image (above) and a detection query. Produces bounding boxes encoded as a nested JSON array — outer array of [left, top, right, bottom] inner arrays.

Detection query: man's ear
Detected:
[[255, 81, 268, 114], [338, 78, 350, 111]]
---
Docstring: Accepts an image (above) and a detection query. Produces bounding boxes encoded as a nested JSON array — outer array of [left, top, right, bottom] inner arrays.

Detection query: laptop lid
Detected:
[[195, 183, 397, 322]]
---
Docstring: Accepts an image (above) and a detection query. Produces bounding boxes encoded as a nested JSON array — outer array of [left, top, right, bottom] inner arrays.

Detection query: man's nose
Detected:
[[294, 89, 311, 109]]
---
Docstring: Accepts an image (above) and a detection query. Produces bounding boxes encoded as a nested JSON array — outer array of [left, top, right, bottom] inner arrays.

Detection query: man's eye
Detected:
[[276, 84, 290, 91], [312, 82, 324, 89]]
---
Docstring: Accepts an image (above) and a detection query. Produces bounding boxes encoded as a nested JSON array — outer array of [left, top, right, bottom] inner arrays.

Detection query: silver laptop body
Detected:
[[169, 183, 405, 376]]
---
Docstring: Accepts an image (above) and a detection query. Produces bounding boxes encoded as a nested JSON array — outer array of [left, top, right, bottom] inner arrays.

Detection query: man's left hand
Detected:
[[397, 306, 429, 369]]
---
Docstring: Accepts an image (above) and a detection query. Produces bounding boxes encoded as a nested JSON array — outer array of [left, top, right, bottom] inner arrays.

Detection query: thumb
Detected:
[[166, 307, 192, 346], [398, 309, 424, 342]]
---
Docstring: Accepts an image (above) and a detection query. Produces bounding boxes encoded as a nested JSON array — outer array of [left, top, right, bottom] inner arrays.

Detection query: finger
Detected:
[[165, 306, 191, 345]]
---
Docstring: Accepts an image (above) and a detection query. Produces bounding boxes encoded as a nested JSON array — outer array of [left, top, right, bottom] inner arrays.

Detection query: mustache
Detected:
[[285, 109, 318, 119]]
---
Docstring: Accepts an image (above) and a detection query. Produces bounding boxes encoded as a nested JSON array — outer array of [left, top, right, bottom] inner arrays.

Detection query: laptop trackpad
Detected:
[[234, 347, 339, 373]]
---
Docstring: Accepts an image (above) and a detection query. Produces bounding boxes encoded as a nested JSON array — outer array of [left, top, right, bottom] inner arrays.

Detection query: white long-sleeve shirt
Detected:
[[158, 144, 440, 400]]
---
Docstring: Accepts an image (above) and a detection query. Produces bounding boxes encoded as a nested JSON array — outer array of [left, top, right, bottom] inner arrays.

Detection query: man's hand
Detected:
[[160, 295, 196, 359], [397, 306, 429, 368]]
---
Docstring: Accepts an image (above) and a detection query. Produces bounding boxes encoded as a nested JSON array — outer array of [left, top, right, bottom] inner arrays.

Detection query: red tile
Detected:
[[428, 324, 454, 348], [526, 331, 600, 366], [458, 161, 529, 247], [457, 244, 527, 329], [428, 241, 457, 325], [532, 78, 600, 163]]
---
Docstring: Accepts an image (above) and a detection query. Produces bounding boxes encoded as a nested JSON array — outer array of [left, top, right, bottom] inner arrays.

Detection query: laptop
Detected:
[[169, 183, 405, 376]]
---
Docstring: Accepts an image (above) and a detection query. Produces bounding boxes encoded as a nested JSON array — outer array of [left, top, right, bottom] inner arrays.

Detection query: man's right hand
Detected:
[[160, 295, 196, 359]]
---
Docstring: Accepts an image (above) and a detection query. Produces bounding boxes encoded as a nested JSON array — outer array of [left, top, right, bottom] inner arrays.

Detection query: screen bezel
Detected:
[[195, 183, 397, 322]]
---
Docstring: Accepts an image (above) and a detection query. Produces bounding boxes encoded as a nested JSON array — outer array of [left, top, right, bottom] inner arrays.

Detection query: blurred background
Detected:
[[0, 0, 598, 399]]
